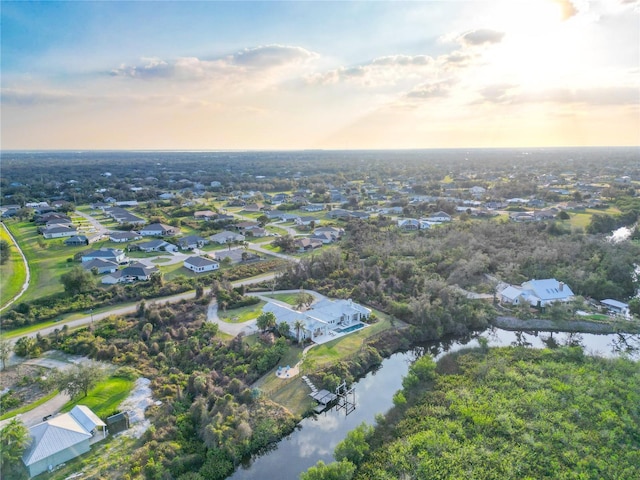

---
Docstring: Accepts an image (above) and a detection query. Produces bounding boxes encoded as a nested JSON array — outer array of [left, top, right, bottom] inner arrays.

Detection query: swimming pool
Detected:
[[335, 323, 365, 334]]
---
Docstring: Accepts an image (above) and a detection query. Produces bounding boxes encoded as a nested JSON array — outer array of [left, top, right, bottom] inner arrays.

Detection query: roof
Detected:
[[184, 256, 218, 267], [500, 286, 524, 301], [110, 231, 140, 239], [69, 405, 106, 432], [82, 258, 118, 270], [601, 299, 628, 309], [82, 248, 123, 259], [142, 223, 173, 231], [138, 239, 169, 249], [23, 405, 104, 466], [521, 279, 574, 301]]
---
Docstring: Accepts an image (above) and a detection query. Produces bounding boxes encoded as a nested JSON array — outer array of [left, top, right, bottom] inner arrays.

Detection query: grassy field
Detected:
[[61, 376, 134, 419], [0, 224, 27, 308], [262, 292, 299, 305], [218, 301, 266, 323], [306, 312, 393, 369], [4, 220, 87, 302]]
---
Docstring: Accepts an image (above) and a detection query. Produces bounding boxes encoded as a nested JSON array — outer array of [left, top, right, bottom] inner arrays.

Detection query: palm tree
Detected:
[[294, 319, 305, 344]]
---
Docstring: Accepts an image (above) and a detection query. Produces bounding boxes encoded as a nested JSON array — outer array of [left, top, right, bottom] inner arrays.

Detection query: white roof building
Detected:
[[22, 406, 106, 477]]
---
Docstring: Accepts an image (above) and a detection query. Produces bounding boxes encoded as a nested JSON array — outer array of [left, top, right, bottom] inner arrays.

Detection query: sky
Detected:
[[1, 0, 639, 150]]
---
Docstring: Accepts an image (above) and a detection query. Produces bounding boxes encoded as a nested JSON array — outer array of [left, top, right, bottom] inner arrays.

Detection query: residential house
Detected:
[[194, 210, 217, 220], [314, 227, 344, 240], [601, 299, 630, 317], [109, 231, 142, 243], [398, 218, 420, 230], [42, 224, 77, 239], [140, 223, 178, 236], [262, 298, 370, 342], [294, 237, 323, 251], [137, 239, 177, 252], [81, 248, 127, 264], [425, 211, 452, 222], [210, 231, 246, 245], [183, 256, 220, 273], [64, 235, 89, 246], [82, 259, 119, 274], [101, 262, 158, 284], [22, 405, 106, 478], [301, 204, 325, 212], [177, 235, 208, 250], [499, 278, 575, 307], [245, 226, 266, 237], [295, 216, 319, 227]]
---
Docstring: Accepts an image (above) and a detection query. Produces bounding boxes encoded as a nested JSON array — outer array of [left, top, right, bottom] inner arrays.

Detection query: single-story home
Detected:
[[177, 235, 208, 250], [22, 405, 106, 478], [140, 223, 179, 237], [244, 226, 266, 237], [425, 211, 452, 222], [263, 298, 370, 342], [42, 224, 77, 239], [294, 237, 324, 251], [183, 256, 220, 273], [137, 239, 177, 253], [210, 231, 246, 245], [194, 210, 217, 220], [295, 216, 319, 227], [499, 278, 575, 307], [101, 262, 158, 284], [82, 258, 119, 274], [601, 299, 630, 317], [81, 248, 127, 264], [109, 231, 142, 243], [64, 235, 89, 246]]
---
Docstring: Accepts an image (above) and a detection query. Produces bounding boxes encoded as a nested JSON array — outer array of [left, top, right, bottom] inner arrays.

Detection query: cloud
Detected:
[[110, 44, 318, 81], [477, 84, 640, 106], [459, 29, 505, 46], [406, 80, 456, 100], [233, 45, 317, 68], [307, 54, 434, 86]]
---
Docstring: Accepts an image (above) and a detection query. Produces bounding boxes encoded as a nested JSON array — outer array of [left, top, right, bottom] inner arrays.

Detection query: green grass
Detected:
[[307, 313, 393, 369], [0, 224, 27, 308], [218, 301, 266, 323], [262, 292, 299, 305], [0, 390, 60, 420], [61, 376, 134, 419], [4, 220, 85, 302]]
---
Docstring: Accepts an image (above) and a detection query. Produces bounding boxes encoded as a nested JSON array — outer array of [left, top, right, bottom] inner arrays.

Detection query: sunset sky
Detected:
[[2, 0, 639, 150]]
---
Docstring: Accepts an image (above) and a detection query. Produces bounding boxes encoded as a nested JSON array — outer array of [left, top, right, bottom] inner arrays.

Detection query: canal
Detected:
[[230, 328, 639, 479]]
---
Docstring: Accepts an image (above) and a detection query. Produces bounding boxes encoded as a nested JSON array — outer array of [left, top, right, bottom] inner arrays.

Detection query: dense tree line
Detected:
[[343, 347, 640, 480]]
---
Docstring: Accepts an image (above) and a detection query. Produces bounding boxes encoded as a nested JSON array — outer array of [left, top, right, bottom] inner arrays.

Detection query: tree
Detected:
[[60, 266, 96, 295], [293, 319, 306, 344], [629, 298, 640, 317], [300, 460, 356, 480], [0, 418, 30, 477], [13, 336, 41, 358], [277, 321, 291, 338], [0, 336, 12, 370], [295, 290, 315, 311], [256, 311, 277, 332], [272, 234, 296, 253], [334, 422, 374, 466], [53, 362, 106, 399], [0, 239, 10, 265]]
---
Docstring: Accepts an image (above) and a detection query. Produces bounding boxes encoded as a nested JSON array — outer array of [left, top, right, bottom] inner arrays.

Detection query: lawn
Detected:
[[218, 301, 266, 323], [306, 312, 393, 369], [262, 292, 299, 305], [61, 376, 134, 419], [0, 224, 27, 308], [4, 220, 87, 302]]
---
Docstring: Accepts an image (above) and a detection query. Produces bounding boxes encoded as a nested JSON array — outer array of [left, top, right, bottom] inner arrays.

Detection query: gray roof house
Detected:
[[210, 231, 245, 245], [22, 405, 106, 478], [81, 248, 126, 264], [109, 231, 142, 243], [42, 224, 77, 239], [101, 262, 158, 284], [184, 256, 219, 273], [140, 223, 178, 236], [82, 258, 119, 274], [177, 235, 208, 250]]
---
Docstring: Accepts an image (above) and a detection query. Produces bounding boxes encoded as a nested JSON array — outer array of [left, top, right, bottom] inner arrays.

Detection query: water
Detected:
[[335, 323, 366, 334], [230, 328, 639, 479]]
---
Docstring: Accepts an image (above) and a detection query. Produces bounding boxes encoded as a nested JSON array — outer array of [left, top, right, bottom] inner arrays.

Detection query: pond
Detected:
[[229, 328, 639, 479]]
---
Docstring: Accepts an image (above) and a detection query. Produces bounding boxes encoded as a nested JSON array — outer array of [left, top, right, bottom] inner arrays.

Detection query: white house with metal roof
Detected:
[[499, 278, 575, 307], [263, 298, 371, 342], [22, 405, 106, 477]]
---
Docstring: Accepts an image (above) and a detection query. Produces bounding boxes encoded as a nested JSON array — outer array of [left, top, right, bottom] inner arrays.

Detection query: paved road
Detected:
[[0, 222, 31, 312], [74, 209, 110, 237]]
